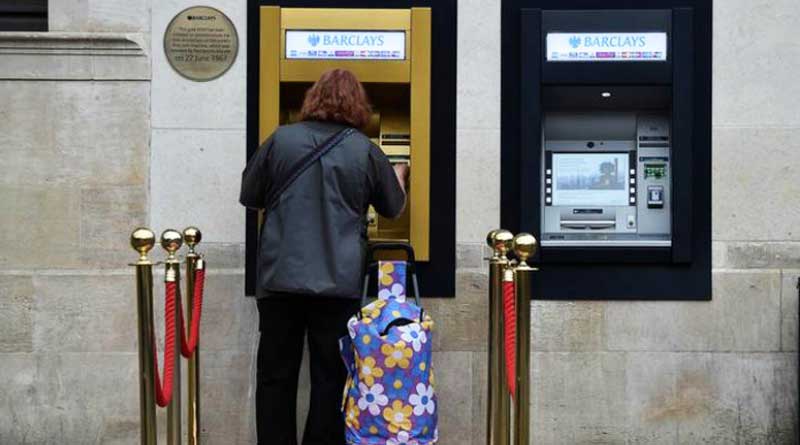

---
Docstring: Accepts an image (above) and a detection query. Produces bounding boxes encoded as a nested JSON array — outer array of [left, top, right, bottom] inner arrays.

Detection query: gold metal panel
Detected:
[[280, 60, 410, 83], [259, 6, 281, 143], [409, 8, 432, 261], [281, 8, 410, 31]]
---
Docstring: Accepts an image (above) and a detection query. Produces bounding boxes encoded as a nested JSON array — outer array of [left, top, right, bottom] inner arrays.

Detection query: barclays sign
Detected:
[[547, 32, 667, 62], [286, 30, 406, 60]]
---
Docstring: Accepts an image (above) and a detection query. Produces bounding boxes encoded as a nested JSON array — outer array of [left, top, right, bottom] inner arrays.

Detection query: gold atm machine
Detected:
[[258, 7, 432, 260]]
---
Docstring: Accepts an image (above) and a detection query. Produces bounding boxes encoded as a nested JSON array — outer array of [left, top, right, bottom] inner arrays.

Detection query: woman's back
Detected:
[[241, 120, 405, 298]]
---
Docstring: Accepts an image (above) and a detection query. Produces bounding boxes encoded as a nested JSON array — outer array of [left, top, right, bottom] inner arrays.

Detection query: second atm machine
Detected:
[[502, 5, 711, 299]]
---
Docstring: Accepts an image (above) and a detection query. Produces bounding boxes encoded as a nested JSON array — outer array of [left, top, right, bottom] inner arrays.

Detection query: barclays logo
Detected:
[[569, 35, 581, 49], [308, 34, 320, 47]]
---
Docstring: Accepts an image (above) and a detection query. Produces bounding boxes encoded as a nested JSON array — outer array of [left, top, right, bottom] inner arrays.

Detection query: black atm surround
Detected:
[[502, 1, 711, 300], [245, 0, 457, 297]]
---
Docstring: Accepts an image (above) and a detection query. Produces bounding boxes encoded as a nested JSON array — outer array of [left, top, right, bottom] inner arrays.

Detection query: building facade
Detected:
[[0, 0, 797, 443]]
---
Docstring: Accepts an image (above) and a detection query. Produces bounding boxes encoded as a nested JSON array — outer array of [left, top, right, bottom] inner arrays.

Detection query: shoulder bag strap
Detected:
[[264, 127, 355, 211]]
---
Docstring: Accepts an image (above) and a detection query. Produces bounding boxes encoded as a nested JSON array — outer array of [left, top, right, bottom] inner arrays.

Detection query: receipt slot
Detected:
[[246, 2, 458, 297], [501, 4, 711, 299]]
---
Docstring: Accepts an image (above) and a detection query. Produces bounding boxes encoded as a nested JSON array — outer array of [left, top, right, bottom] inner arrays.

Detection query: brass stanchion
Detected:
[[131, 228, 158, 445], [512, 234, 537, 445], [162, 230, 183, 445], [486, 230, 513, 445], [183, 227, 202, 445]]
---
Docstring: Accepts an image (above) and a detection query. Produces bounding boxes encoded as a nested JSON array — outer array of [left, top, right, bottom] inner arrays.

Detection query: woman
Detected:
[[240, 69, 408, 445]]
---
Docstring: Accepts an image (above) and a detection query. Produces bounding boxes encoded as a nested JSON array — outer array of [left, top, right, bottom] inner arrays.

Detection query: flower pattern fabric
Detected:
[[341, 260, 438, 444]]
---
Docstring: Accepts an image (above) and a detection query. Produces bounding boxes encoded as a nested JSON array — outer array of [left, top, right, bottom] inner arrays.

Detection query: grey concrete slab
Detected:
[[456, 242, 485, 270], [457, 0, 501, 130], [0, 275, 34, 352], [199, 351, 257, 444], [433, 351, 474, 445], [716, 241, 800, 269], [33, 274, 138, 353], [197, 273, 258, 352], [425, 272, 488, 352], [713, 0, 800, 127], [0, 81, 149, 187], [50, 0, 150, 32], [150, 129, 246, 244], [713, 128, 800, 241], [606, 271, 781, 352], [530, 351, 797, 444], [0, 353, 139, 444], [456, 129, 501, 243], [781, 270, 799, 352], [672, 352, 797, 444], [532, 301, 608, 352], [80, 186, 148, 259], [471, 350, 488, 445], [0, 185, 82, 269]]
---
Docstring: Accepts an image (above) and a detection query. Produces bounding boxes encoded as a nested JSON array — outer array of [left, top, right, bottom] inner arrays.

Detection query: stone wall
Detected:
[[0, 0, 798, 444]]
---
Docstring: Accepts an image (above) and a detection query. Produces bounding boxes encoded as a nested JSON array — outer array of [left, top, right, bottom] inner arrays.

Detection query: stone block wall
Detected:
[[0, 0, 798, 444]]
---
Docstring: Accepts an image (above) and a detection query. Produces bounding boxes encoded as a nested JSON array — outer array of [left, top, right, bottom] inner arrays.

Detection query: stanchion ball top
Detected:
[[485, 229, 499, 248], [130, 227, 156, 257], [491, 229, 514, 255], [160, 229, 183, 253], [512, 233, 538, 262], [183, 227, 202, 247]]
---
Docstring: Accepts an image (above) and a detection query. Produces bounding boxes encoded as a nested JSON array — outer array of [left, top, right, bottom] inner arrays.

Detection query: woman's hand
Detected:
[[393, 163, 410, 192]]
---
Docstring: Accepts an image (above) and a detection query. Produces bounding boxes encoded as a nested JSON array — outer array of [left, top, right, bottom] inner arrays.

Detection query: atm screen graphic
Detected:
[[552, 153, 628, 206]]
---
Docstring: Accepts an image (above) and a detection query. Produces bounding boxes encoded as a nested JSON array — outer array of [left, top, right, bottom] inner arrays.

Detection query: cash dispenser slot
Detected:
[[560, 220, 617, 230]]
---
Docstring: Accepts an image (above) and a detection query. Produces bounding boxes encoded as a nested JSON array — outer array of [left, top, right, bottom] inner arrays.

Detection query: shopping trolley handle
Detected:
[[366, 242, 416, 264]]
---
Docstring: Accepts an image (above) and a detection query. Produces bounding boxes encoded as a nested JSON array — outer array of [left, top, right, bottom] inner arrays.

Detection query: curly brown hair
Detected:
[[299, 69, 372, 129]]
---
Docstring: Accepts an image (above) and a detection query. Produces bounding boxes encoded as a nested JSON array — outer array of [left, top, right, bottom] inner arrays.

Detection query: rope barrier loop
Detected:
[[180, 261, 206, 358], [154, 279, 178, 408], [502, 276, 517, 398]]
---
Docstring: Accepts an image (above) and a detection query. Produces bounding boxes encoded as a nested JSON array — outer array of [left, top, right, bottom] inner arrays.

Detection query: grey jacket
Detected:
[[240, 121, 405, 299]]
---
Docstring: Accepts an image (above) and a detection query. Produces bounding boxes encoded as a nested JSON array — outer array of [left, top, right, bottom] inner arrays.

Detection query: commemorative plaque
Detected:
[[164, 6, 239, 81]]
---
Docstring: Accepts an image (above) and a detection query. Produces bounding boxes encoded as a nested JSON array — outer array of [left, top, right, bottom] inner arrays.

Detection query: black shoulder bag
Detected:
[[263, 127, 355, 210]]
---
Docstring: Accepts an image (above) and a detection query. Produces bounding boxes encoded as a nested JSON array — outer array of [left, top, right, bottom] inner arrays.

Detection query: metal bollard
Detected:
[[485, 230, 538, 445], [512, 234, 537, 445], [486, 230, 513, 445], [130, 228, 158, 445], [161, 230, 183, 445], [183, 227, 202, 445]]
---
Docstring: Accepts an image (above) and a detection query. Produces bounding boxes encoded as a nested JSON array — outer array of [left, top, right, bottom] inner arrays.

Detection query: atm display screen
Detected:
[[285, 30, 406, 60], [552, 153, 629, 206]]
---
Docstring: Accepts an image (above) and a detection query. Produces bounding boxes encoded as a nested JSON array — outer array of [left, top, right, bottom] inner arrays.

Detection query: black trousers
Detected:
[[256, 296, 361, 445]]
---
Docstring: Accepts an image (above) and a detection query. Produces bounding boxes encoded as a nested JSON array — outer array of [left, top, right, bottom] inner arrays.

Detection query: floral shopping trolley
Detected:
[[340, 243, 438, 445]]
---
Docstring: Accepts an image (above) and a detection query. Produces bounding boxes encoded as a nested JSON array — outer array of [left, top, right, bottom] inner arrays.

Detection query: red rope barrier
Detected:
[[503, 279, 516, 398], [154, 280, 178, 407], [180, 267, 205, 358]]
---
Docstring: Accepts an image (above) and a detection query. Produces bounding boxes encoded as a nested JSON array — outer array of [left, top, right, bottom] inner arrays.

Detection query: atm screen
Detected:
[[552, 153, 629, 206]]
